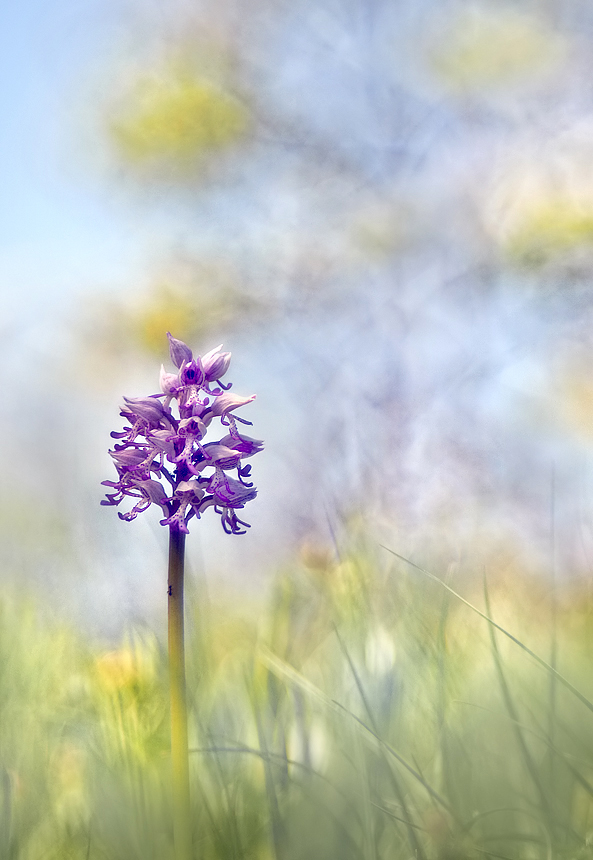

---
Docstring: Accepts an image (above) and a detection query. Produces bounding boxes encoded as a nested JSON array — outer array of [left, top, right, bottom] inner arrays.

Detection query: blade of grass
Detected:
[[474, 849, 515, 860], [455, 700, 593, 772], [454, 698, 593, 847], [370, 800, 427, 832], [201, 731, 243, 860], [465, 805, 545, 831], [482, 573, 552, 823], [193, 743, 364, 857], [250, 685, 286, 860], [191, 744, 343, 791], [548, 466, 558, 806], [523, 712, 593, 804], [380, 545, 593, 716], [260, 647, 453, 819], [436, 575, 457, 808], [333, 623, 427, 859], [352, 728, 378, 860], [333, 701, 455, 821], [467, 806, 554, 860]]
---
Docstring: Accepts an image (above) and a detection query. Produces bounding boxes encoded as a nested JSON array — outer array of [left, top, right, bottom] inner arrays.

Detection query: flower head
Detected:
[[102, 335, 262, 535]]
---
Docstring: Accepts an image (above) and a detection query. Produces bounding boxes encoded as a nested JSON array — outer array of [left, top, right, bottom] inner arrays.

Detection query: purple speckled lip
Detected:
[[101, 333, 263, 535]]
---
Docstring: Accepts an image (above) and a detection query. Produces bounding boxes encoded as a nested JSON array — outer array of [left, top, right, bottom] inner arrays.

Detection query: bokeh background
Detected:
[[4, 0, 593, 628], [8, 2, 593, 858]]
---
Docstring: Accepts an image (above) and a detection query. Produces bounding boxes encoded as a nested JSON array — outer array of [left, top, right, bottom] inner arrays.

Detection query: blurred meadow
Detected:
[[6, 0, 593, 856]]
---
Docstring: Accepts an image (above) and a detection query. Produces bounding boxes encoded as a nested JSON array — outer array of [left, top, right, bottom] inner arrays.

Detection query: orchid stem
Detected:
[[168, 527, 192, 860]]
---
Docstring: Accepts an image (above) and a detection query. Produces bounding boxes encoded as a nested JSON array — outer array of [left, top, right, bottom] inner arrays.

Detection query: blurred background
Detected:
[[7, 2, 593, 857], [4, 0, 593, 633]]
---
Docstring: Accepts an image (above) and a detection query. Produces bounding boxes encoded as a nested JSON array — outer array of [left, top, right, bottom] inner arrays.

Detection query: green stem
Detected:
[[168, 527, 192, 860]]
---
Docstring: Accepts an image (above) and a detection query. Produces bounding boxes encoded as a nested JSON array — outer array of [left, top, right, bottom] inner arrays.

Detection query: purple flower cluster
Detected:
[[101, 334, 263, 535]]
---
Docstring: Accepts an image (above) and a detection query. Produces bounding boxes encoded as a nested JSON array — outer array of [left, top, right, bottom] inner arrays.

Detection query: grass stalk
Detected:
[[168, 527, 192, 860], [482, 574, 552, 823], [252, 690, 286, 860], [333, 625, 430, 859], [548, 466, 558, 802], [381, 545, 593, 716]]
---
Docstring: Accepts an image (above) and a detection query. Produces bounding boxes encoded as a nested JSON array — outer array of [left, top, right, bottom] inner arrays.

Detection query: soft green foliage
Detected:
[[504, 196, 593, 268], [109, 62, 250, 176], [429, 8, 565, 93], [3, 548, 593, 858]]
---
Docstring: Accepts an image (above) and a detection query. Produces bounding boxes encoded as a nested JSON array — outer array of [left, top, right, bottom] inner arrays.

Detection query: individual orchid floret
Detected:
[[102, 334, 263, 535], [123, 396, 172, 426], [207, 392, 256, 424], [201, 344, 232, 383], [208, 470, 257, 508], [219, 433, 264, 457], [147, 430, 177, 461], [160, 480, 206, 534], [180, 357, 205, 388], [199, 444, 242, 470], [110, 447, 150, 468]]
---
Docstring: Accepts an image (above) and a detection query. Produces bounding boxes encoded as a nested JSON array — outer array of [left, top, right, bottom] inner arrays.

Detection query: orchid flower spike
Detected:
[[102, 335, 263, 535]]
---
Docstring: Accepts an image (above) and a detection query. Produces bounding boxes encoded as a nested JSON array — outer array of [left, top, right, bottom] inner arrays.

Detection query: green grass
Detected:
[[3, 541, 593, 859]]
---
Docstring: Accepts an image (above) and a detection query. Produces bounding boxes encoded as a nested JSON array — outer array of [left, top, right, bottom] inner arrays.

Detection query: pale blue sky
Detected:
[[0, 0, 146, 343]]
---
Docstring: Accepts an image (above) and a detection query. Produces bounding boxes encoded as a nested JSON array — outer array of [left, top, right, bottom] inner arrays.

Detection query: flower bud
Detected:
[[167, 332, 193, 368]]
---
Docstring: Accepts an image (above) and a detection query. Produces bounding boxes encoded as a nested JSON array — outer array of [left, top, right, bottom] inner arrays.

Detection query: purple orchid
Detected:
[[102, 333, 263, 535]]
